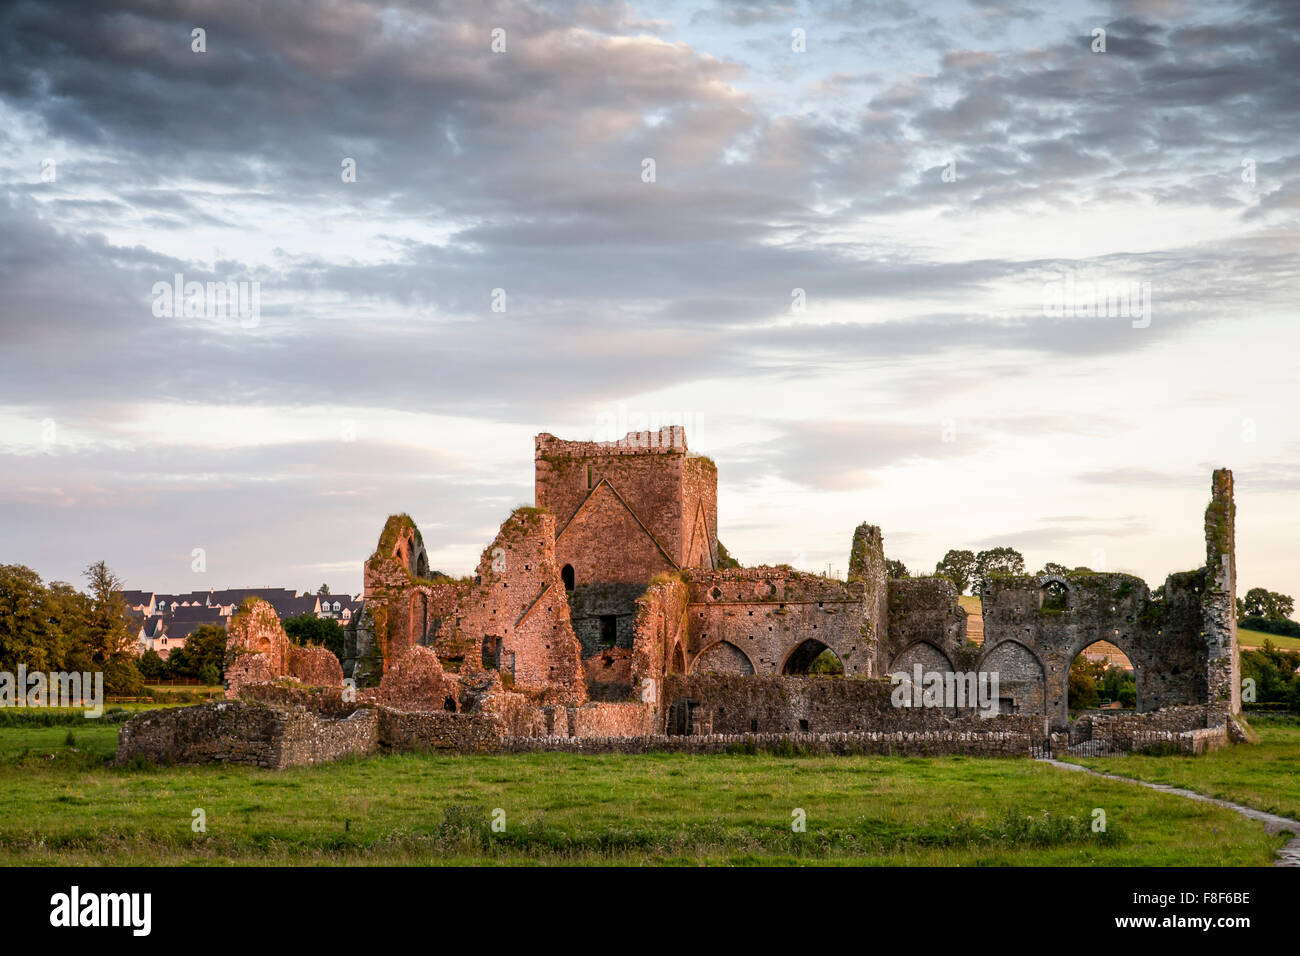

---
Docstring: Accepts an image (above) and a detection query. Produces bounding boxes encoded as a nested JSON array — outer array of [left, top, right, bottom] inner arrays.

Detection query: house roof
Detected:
[[168, 604, 226, 623], [209, 587, 299, 607], [267, 595, 320, 619]]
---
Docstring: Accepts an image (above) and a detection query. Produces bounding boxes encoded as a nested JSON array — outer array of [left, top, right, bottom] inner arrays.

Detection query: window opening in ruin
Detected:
[[1041, 580, 1068, 612], [482, 635, 500, 669], [586, 464, 594, 489], [562, 564, 575, 591], [443, 697, 456, 712], [599, 615, 618, 647]]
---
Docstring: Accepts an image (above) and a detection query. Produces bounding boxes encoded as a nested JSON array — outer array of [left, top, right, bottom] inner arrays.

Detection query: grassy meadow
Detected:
[[0, 712, 1292, 866], [1079, 716, 1300, 820]]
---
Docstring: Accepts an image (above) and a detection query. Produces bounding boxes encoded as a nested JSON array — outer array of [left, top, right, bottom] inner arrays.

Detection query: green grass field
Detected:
[[1079, 716, 1300, 820], [0, 716, 1291, 865], [1238, 627, 1300, 650]]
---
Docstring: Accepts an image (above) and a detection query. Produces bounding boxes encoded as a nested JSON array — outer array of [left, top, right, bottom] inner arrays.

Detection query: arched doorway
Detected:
[[561, 564, 575, 591], [782, 639, 844, 675], [1068, 640, 1137, 714]]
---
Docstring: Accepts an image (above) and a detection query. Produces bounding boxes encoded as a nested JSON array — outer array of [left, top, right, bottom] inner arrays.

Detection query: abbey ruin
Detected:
[[117, 427, 1247, 767]]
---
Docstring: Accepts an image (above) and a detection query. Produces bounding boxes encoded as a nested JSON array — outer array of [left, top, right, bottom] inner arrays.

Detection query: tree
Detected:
[[317, 584, 331, 596], [716, 541, 741, 569], [283, 614, 345, 663], [0, 564, 75, 673], [82, 561, 136, 660], [973, 547, 1025, 596], [0, 562, 143, 694], [885, 559, 909, 580], [934, 549, 975, 594], [166, 624, 229, 682], [1099, 664, 1136, 709], [808, 648, 845, 675], [82, 561, 142, 694], [1067, 655, 1104, 711], [137, 649, 169, 681], [1039, 562, 1070, 577], [1240, 587, 1295, 622], [1241, 642, 1300, 711]]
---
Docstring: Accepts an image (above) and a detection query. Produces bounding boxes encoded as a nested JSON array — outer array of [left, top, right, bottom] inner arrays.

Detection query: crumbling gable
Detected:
[[224, 598, 343, 698], [536, 427, 718, 586], [349, 508, 587, 705], [454, 508, 586, 702]]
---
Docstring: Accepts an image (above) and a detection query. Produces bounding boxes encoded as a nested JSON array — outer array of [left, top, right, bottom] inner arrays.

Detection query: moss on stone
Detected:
[[372, 514, 422, 562]]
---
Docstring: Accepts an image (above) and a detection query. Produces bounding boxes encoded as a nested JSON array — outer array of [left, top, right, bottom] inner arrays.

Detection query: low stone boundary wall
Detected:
[[1070, 705, 1212, 750], [115, 700, 377, 769], [1050, 725, 1229, 756], [498, 729, 1037, 756], [115, 699, 1231, 768], [376, 708, 503, 754]]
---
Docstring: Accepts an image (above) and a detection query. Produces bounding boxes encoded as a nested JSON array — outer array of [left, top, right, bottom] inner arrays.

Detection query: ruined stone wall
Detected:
[[848, 522, 890, 657], [352, 509, 586, 703], [225, 599, 345, 697], [1072, 705, 1208, 746], [583, 647, 634, 700], [239, 682, 356, 716], [567, 582, 646, 656], [1203, 469, 1240, 723], [451, 509, 586, 702], [224, 599, 290, 699], [883, 577, 969, 676], [971, 471, 1239, 730], [630, 573, 688, 670], [499, 730, 1041, 757], [377, 645, 463, 711], [287, 646, 344, 688], [681, 568, 875, 677], [355, 514, 449, 681], [982, 570, 1211, 729], [115, 700, 378, 769], [276, 707, 380, 767], [536, 428, 687, 585], [570, 701, 657, 737], [661, 673, 1042, 736], [681, 454, 718, 570], [376, 708, 504, 754]]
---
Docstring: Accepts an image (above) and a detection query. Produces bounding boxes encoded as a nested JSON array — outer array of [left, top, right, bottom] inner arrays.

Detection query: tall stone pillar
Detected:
[[1203, 469, 1240, 725]]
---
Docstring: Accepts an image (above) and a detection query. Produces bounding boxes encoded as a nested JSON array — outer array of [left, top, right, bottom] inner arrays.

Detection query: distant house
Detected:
[[152, 591, 213, 614], [267, 594, 321, 620], [133, 600, 226, 659], [127, 585, 352, 655], [119, 590, 157, 616], [317, 594, 356, 624], [208, 588, 299, 616]]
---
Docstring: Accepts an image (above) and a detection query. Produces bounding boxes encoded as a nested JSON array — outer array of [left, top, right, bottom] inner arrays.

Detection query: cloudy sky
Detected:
[[1, 0, 1297, 602]]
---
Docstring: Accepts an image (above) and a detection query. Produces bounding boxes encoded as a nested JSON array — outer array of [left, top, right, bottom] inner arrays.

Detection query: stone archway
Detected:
[[670, 641, 686, 674], [781, 638, 844, 675], [979, 639, 1046, 715], [693, 640, 755, 675], [887, 641, 954, 677], [1067, 639, 1139, 715]]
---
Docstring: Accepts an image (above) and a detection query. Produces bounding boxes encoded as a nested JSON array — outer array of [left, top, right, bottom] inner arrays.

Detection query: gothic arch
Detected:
[[692, 640, 755, 676]]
